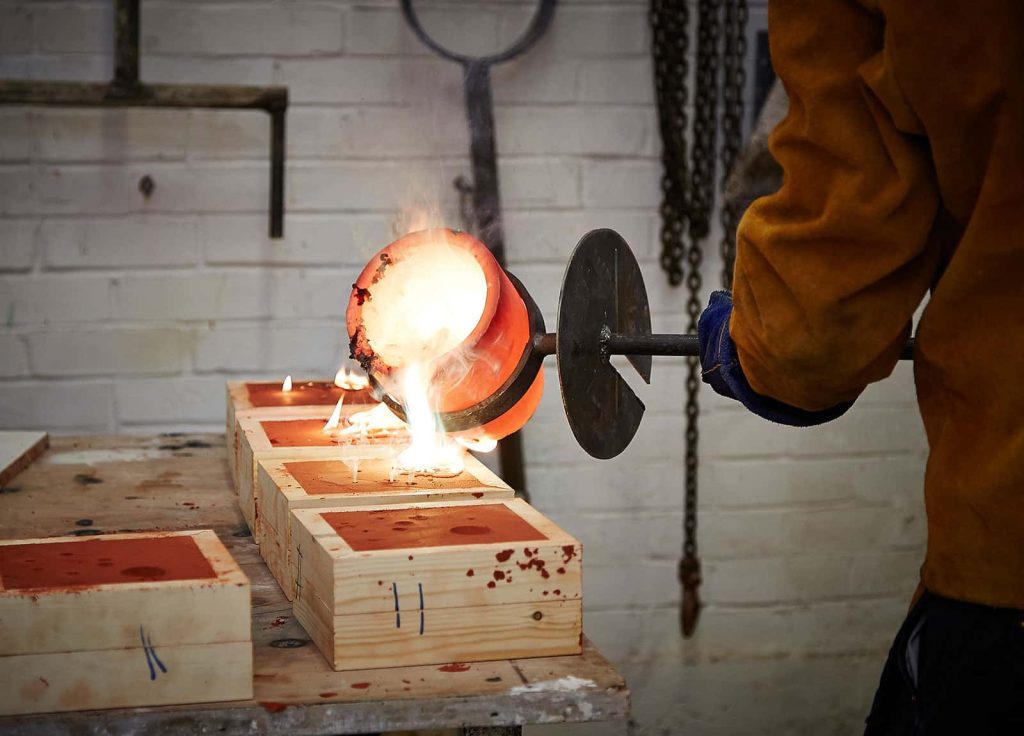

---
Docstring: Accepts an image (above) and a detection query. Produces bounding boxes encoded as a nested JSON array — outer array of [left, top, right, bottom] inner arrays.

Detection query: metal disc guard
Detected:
[[556, 229, 652, 459]]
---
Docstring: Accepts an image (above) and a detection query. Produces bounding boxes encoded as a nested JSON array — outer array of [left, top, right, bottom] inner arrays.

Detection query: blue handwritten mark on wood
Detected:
[[418, 583, 425, 635], [392, 582, 400, 628], [139, 626, 168, 681]]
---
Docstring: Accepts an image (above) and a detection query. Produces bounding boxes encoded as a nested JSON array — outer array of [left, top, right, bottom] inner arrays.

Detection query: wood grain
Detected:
[[0, 640, 252, 716], [0, 434, 628, 734], [0, 530, 249, 656], [258, 453, 514, 600]]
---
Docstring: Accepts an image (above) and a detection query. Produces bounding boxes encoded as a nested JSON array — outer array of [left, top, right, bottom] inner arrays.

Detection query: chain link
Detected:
[[650, 0, 691, 287], [651, 0, 747, 638], [719, 0, 748, 289]]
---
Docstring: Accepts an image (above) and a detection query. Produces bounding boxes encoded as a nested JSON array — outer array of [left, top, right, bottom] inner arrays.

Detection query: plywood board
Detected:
[[0, 640, 252, 716], [291, 498, 582, 670], [226, 380, 377, 485], [235, 411, 410, 536], [0, 529, 250, 656], [257, 453, 513, 600], [229, 405, 336, 489], [0, 433, 628, 733], [0, 431, 49, 488]]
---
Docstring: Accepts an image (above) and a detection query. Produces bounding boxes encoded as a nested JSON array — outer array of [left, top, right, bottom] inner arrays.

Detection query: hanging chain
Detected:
[[719, 0, 747, 289], [678, 0, 721, 639], [651, 0, 747, 638], [650, 0, 691, 287]]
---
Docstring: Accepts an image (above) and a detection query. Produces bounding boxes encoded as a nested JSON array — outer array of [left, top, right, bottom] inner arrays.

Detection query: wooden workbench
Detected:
[[0, 433, 629, 735]]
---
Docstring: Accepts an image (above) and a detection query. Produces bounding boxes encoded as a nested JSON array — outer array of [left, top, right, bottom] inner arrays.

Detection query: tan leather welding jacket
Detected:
[[730, 0, 1024, 608]]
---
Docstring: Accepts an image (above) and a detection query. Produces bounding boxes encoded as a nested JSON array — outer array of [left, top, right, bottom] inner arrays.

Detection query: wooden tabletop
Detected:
[[0, 433, 629, 735]]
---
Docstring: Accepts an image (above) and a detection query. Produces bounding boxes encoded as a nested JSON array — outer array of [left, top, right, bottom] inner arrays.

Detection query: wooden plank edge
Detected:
[[0, 432, 49, 488]]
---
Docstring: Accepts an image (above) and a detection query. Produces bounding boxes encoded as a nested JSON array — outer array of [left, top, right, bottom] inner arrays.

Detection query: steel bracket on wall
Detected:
[[0, 0, 288, 237]]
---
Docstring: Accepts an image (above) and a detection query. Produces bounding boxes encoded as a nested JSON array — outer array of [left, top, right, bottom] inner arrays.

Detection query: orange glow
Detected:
[[347, 228, 543, 451]]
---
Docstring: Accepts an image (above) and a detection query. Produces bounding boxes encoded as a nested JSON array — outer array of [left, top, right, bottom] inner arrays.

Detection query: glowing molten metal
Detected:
[[347, 228, 543, 470]]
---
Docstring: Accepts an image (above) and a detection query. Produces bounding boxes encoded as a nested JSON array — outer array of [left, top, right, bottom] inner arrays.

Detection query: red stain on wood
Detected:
[[246, 381, 374, 408], [285, 458, 476, 494], [487, 581, 496, 588], [323, 504, 547, 551], [269, 616, 288, 628], [471, 492, 484, 498], [350, 682, 371, 689], [562, 545, 577, 564], [517, 557, 549, 579], [495, 549, 515, 562], [319, 691, 337, 698], [438, 663, 471, 672], [261, 419, 338, 448], [466, 569, 475, 576], [260, 701, 290, 713], [0, 536, 216, 591], [556, 567, 566, 575], [553, 589, 561, 596], [493, 570, 505, 581]]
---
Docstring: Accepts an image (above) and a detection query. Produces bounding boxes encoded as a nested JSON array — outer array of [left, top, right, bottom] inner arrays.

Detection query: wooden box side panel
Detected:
[[258, 515, 291, 600], [291, 516, 339, 661], [291, 500, 581, 615], [258, 455, 516, 599], [328, 599, 583, 671], [0, 640, 252, 716], [0, 530, 250, 656]]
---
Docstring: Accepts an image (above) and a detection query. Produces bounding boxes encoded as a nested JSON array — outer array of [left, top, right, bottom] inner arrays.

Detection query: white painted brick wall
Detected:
[[0, 2, 927, 734]]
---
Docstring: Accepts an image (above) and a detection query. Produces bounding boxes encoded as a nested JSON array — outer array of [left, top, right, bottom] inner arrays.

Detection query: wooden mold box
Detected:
[[257, 452, 514, 600], [0, 529, 252, 716], [235, 411, 410, 536], [291, 498, 582, 671], [225, 380, 376, 485]]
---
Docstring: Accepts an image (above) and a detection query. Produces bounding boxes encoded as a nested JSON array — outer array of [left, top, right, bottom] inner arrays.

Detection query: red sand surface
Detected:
[[285, 459, 480, 495], [245, 381, 375, 408], [323, 503, 548, 551], [0, 535, 217, 590], [262, 419, 339, 447]]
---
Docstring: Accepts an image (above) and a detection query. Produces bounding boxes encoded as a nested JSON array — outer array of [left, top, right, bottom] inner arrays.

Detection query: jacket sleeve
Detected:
[[730, 0, 942, 411]]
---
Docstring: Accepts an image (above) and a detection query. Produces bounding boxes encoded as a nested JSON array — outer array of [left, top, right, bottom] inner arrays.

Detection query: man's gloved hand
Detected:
[[696, 290, 854, 426]]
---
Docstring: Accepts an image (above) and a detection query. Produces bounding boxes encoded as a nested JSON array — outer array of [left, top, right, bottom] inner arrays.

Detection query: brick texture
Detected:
[[0, 2, 926, 735]]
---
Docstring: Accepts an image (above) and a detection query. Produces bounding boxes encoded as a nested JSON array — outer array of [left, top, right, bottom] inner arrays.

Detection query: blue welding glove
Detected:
[[697, 290, 853, 426]]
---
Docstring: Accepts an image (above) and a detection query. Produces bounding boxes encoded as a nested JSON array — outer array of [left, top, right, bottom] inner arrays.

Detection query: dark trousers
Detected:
[[864, 591, 1024, 736]]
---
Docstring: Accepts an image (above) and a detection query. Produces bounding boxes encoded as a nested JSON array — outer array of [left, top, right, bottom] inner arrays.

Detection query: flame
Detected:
[[323, 396, 345, 433], [335, 365, 369, 391], [331, 403, 406, 443], [393, 363, 464, 477], [456, 436, 498, 453], [281, 375, 292, 392]]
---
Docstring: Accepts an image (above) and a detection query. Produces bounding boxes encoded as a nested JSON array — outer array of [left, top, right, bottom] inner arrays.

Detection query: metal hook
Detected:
[[400, 0, 557, 68]]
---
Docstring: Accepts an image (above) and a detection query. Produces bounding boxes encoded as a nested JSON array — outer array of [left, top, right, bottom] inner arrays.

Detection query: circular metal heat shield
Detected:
[[557, 229, 652, 459]]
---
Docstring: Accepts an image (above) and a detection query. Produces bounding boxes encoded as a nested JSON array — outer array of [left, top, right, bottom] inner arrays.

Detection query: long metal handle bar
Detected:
[[535, 332, 916, 360], [0, 0, 287, 237]]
